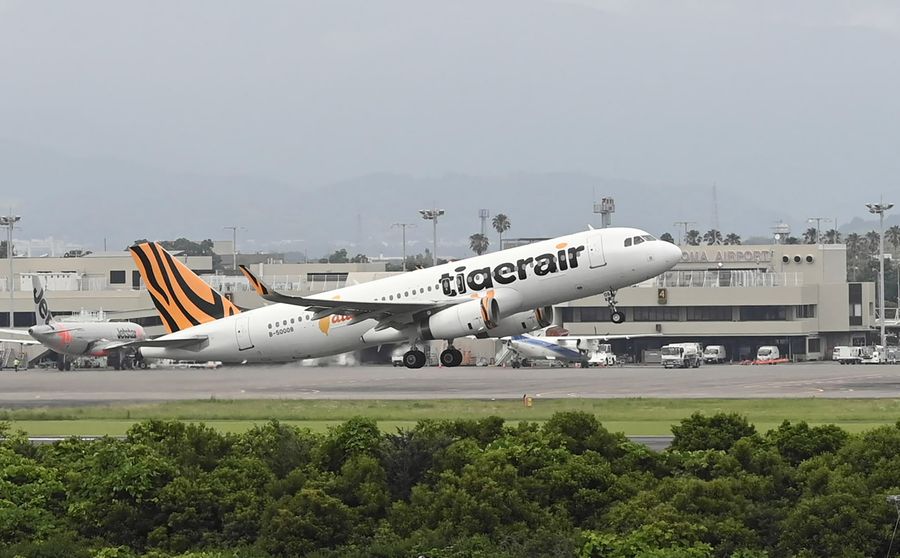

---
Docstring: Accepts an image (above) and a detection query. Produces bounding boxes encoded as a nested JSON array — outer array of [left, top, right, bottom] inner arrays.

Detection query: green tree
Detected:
[[350, 253, 369, 263], [660, 232, 675, 243], [671, 413, 757, 452], [823, 228, 842, 244], [887, 225, 900, 250], [765, 421, 848, 465], [491, 213, 511, 251], [802, 227, 818, 244], [703, 229, 723, 245], [685, 229, 702, 246], [258, 488, 353, 557], [468, 233, 490, 255], [723, 232, 742, 245]]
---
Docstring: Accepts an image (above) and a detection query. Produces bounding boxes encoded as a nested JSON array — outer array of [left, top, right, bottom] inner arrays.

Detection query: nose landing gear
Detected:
[[605, 290, 625, 324]]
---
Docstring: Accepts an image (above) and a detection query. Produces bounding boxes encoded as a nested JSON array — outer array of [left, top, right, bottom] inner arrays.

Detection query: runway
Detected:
[[1, 361, 900, 406]]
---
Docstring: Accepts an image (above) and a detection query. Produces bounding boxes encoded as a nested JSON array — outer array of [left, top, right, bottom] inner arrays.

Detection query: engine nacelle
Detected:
[[480, 288, 525, 327], [419, 299, 490, 340], [475, 306, 554, 338]]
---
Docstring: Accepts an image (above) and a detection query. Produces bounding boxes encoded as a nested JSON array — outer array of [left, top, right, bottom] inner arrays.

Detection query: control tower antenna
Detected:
[[478, 209, 490, 236]]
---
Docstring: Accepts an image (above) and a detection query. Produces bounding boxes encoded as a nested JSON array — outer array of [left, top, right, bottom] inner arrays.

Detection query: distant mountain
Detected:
[[0, 140, 810, 258]]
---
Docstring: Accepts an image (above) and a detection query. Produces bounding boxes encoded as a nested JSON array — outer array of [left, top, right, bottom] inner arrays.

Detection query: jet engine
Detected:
[[475, 306, 554, 338], [419, 299, 491, 340]]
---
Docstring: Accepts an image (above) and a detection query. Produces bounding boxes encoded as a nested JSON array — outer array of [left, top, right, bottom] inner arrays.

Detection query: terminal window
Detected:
[[738, 306, 787, 321], [109, 270, 126, 284], [796, 305, 817, 319], [686, 306, 733, 321], [633, 307, 680, 322]]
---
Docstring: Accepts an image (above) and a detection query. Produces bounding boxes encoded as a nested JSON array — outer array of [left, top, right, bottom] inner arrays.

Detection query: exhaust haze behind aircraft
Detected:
[[130, 227, 681, 368]]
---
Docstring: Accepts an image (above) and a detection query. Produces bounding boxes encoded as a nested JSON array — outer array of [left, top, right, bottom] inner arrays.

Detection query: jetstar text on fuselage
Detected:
[[440, 244, 586, 297]]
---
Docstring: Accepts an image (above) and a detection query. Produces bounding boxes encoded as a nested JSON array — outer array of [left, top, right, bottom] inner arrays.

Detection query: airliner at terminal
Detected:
[[130, 227, 681, 369]]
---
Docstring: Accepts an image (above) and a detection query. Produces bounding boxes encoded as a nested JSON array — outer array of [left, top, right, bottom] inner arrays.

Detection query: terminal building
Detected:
[[560, 242, 877, 362], [0, 239, 881, 366]]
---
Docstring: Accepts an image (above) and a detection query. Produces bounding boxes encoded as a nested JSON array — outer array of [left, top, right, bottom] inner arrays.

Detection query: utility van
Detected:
[[832, 346, 862, 365], [661, 343, 702, 369], [756, 346, 780, 362], [703, 345, 727, 364]]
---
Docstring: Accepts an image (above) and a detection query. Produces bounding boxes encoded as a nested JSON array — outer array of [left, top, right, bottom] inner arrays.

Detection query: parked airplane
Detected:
[[130, 227, 681, 369], [504, 330, 658, 367], [21, 276, 149, 370]]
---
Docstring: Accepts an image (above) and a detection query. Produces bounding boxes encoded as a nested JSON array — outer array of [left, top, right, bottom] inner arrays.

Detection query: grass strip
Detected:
[[3, 398, 899, 437]]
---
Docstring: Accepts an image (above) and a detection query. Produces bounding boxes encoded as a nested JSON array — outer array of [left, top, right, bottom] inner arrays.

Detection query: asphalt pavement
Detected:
[[1, 361, 899, 406]]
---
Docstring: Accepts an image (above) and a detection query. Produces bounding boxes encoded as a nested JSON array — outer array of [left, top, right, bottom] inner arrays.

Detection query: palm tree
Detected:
[[469, 233, 490, 255], [802, 227, 818, 244], [845, 233, 862, 261], [703, 229, 723, 245], [823, 229, 842, 244], [886, 225, 900, 250], [491, 214, 511, 251], [865, 230, 880, 255], [723, 233, 742, 245], [659, 232, 675, 244], [685, 229, 701, 246], [784, 236, 801, 245]]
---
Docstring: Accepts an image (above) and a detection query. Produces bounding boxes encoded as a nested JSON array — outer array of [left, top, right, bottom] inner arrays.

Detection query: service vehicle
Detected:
[[661, 343, 702, 369], [702, 345, 727, 364], [832, 346, 862, 364]]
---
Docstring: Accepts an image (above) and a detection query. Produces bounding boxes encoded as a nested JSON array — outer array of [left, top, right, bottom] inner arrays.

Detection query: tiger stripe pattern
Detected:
[[130, 242, 240, 333], [239, 265, 270, 296]]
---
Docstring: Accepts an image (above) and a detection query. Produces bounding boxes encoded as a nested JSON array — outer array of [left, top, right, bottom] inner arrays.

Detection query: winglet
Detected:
[[238, 264, 272, 296]]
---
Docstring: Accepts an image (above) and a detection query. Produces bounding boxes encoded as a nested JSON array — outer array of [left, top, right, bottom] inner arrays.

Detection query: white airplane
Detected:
[[504, 330, 659, 367], [130, 227, 681, 369], [11, 276, 149, 370]]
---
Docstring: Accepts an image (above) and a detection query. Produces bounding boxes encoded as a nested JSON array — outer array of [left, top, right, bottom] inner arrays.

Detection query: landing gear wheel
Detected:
[[604, 290, 624, 324], [57, 359, 65, 372], [440, 348, 463, 367], [403, 350, 427, 369]]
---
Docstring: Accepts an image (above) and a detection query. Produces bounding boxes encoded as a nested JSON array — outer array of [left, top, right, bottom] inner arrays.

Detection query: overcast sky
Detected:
[[1, 0, 899, 250]]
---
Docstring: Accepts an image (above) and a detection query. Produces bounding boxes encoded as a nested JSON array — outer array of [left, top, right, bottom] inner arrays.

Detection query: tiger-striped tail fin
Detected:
[[238, 264, 272, 296], [129, 242, 240, 333]]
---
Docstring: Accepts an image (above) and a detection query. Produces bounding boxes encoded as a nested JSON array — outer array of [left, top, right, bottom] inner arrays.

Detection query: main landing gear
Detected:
[[605, 289, 625, 324], [440, 343, 463, 367], [402, 346, 427, 369]]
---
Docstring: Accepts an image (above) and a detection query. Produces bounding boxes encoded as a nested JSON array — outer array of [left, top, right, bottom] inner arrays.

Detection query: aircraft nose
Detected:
[[662, 241, 683, 269]]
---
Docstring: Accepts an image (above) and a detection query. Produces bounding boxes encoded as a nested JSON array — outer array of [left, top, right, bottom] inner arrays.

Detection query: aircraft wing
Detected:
[[239, 265, 457, 324], [0, 337, 41, 345], [0, 328, 29, 336], [91, 336, 210, 352]]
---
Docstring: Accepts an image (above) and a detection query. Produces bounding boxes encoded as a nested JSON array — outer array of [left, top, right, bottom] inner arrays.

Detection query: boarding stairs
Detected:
[[494, 344, 516, 366]]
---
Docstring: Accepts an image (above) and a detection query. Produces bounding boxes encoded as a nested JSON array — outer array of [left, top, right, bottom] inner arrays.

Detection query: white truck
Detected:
[[860, 345, 898, 364], [702, 345, 727, 364], [756, 346, 780, 362], [661, 343, 702, 369], [832, 346, 862, 365]]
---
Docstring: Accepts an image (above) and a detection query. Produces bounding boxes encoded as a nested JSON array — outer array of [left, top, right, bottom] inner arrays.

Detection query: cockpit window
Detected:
[[624, 237, 632, 247], [633, 236, 645, 245], [642, 235, 656, 241]]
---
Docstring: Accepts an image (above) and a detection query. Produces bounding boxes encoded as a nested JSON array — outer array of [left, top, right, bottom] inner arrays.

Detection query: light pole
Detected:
[[867, 200, 893, 350], [223, 226, 245, 271], [419, 209, 444, 267], [0, 212, 21, 328], [806, 217, 831, 244], [391, 223, 416, 271], [673, 221, 695, 246]]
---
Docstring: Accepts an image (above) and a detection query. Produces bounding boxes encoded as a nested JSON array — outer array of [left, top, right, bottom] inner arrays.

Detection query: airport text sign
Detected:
[[681, 249, 772, 263]]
